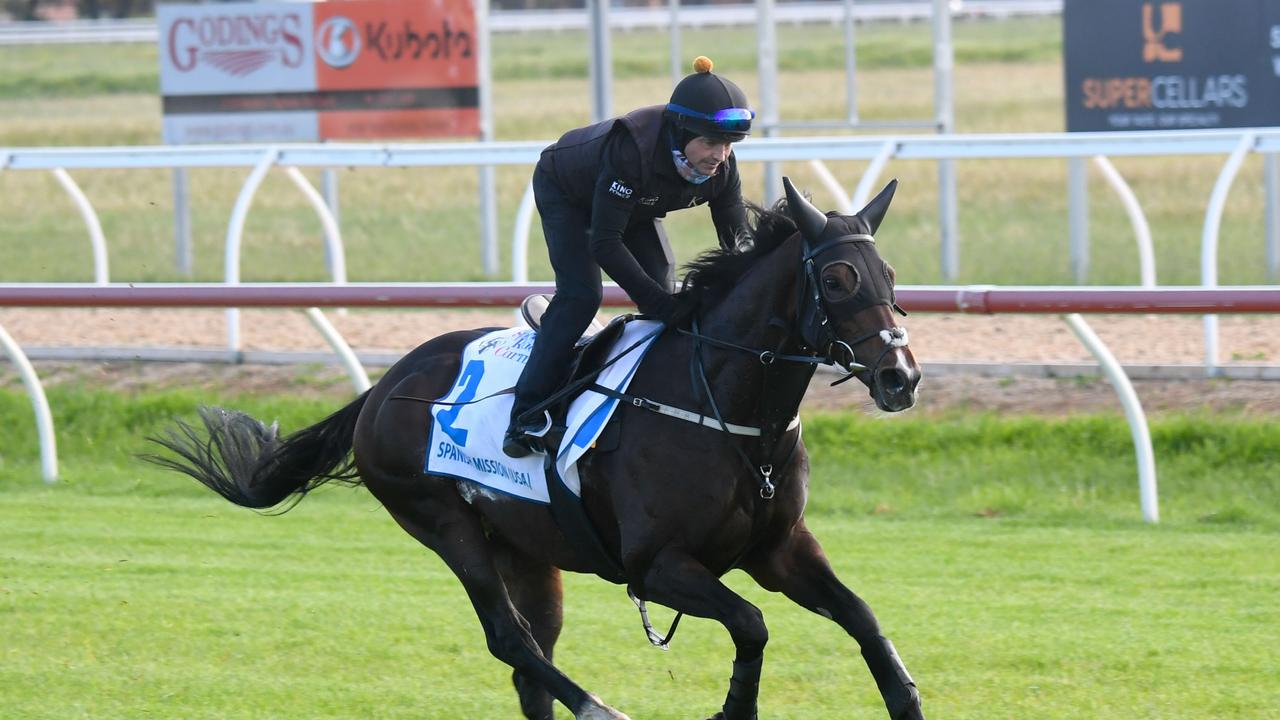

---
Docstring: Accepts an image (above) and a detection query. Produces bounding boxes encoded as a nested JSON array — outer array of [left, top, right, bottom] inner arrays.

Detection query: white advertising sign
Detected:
[[162, 112, 319, 145], [157, 0, 480, 144], [158, 3, 317, 96]]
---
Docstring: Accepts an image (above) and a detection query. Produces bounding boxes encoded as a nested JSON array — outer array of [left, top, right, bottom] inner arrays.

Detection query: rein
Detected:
[[681, 317, 808, 500]]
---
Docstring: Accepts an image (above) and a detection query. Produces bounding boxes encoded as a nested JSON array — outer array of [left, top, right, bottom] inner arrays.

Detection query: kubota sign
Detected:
[[158, 0, 478, 143]]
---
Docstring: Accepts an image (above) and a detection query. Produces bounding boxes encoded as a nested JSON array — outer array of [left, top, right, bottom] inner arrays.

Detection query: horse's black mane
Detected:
[[680, 199, 797, 302]]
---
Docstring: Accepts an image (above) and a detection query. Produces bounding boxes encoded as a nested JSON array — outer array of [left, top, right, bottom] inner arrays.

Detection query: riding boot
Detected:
[[503, 288, 598, 458], [502, 397, 545, 458], [503, 341, 570, 458]]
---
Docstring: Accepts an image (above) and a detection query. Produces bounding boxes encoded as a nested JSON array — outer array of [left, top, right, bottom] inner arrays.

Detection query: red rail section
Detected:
[[900, 287, 1280, 314], [0, 284, 1279, 313]]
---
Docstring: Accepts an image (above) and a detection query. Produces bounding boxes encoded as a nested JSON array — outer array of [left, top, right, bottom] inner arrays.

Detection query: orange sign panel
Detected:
[[314, 0, 476, 90], [313, 0, 478, 138]]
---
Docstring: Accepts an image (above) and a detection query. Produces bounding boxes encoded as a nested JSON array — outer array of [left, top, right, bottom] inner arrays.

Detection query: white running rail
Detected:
[[2, 282, 1277, 523], [6, 128, 1280, 371], [1201, 132, 1258, 375], [0, 323, 56, 483]]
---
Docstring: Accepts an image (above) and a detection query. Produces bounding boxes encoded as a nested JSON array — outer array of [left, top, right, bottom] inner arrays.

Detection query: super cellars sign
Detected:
[[158, 0, 478, 144], [1065, 0, 1280, 131]]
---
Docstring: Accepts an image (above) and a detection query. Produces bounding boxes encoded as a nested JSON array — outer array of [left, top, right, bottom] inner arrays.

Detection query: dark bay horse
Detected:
[[148, 178, 924, 720]]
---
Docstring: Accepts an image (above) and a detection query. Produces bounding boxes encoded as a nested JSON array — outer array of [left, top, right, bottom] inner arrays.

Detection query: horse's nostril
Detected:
[[876, 368, 908, 395]]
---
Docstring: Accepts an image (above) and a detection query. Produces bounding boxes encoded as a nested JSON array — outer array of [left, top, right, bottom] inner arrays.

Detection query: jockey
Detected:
[[504, 55, 756, 458]]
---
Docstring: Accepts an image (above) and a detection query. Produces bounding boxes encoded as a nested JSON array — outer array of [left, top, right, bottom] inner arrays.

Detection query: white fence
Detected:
[[3, 281, 1278, 524], [4, 128, 1280, 369], [4, 128, 1280, 519]]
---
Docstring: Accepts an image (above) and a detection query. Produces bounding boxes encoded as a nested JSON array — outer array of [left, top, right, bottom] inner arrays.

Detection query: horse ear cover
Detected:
[[858, 179, 898, 236], [665, 56, 752, 143], [783, 176, 828, 242]]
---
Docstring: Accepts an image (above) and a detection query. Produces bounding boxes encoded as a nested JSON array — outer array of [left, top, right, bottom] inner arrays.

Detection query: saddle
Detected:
[[517, 295, 637, 583], [517, 294, 630, 454], [519, 293, 607, 338]]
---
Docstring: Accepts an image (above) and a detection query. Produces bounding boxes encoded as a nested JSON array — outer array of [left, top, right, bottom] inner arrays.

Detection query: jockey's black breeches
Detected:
[[512, 169, 673, 420]]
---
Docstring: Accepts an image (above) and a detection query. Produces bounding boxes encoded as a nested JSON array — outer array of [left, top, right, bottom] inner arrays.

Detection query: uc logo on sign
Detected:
[[1142, 2, 1183, 63]]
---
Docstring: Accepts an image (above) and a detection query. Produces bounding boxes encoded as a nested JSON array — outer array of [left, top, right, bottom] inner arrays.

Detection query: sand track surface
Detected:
[[1, 308, 1277, 415]]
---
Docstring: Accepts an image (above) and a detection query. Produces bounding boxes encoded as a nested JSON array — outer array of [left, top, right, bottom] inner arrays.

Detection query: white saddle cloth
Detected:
[[424, 320, 663, 503]]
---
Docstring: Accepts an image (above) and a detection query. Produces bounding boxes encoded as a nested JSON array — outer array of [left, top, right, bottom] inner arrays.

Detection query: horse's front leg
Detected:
[[742, 520, 924, 720], [376, 490, 629, 720], [635, 547, 767, 720]]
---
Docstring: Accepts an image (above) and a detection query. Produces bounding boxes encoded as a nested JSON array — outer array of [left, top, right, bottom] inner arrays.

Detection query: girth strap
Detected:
[[545, 453, 628, 584]]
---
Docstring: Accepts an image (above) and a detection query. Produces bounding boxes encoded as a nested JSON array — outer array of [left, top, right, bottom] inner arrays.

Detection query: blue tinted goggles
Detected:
[[666, 103, 756, 133]]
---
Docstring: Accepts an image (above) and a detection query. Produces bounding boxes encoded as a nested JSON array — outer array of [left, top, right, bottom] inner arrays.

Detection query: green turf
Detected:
[[1, 18, 1277, 716], [2, 383, 1277, 525], [1, 490, 1276, 719], [1, 382, 1277, 718]]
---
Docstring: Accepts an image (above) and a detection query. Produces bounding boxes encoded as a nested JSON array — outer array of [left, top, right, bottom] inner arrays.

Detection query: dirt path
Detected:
[[1, 308, 1278, 415]]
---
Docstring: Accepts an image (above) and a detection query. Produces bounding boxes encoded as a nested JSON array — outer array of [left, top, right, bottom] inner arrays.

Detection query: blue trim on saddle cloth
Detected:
[[423, 321, 662, 503]]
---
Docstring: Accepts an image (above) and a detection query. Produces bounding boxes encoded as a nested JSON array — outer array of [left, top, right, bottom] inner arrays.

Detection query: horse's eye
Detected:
[[820, 262, 859, 301]]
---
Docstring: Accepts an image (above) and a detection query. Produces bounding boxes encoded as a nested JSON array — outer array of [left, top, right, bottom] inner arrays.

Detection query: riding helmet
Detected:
[[664, 56, 754, 144]]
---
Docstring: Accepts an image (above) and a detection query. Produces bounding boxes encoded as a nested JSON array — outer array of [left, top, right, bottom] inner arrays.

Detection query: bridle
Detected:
[[673, 227, 909, 496], [795, 231, 908, 385], [679, 232, 904, 379]]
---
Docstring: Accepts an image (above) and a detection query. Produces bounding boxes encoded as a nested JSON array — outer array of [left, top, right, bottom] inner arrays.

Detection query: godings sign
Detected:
[[157, 0, 478, 144]]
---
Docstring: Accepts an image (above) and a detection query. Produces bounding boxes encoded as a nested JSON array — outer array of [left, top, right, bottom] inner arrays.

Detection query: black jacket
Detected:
[[536, 105, 749, 312]]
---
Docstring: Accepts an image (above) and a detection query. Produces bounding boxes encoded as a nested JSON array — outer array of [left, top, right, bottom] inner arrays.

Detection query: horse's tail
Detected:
[[144, 391, 371, 512]]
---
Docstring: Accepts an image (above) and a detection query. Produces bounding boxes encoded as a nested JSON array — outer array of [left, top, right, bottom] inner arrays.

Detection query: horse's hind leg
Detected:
[[742, 521, 924, 720], [495, 549, 564, 720], [379, 489, 628, 720]]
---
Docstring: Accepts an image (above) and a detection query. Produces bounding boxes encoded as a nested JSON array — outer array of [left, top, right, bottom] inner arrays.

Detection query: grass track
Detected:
[[2, 16, 1279, 715], [2, 384, 1277, 526], [1, 384, 1278, 717], [2, 490, 1277, 719]]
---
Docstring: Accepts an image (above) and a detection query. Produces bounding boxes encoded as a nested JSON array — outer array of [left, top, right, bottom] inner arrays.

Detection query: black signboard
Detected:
[[1064, 0, 1280, 131]]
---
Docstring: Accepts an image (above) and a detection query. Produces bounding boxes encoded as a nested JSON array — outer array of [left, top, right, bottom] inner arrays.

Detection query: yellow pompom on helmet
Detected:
[[664, 56, 754, 143]]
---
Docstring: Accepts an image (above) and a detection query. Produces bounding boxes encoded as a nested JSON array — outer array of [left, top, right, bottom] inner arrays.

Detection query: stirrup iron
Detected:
[[628, 585, 682, 650]]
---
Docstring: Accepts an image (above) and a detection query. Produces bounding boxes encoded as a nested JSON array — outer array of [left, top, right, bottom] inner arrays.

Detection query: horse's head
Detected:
[[783, 177, 921, 412]]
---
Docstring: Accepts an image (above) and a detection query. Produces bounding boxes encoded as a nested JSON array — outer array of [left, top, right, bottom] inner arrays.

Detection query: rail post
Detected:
[[0, 323, 57, 483], [224, 147, 282, 353], [1200, 132, 1256, 377]]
